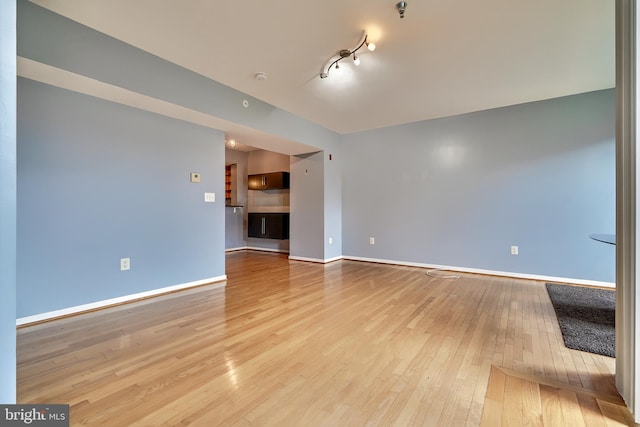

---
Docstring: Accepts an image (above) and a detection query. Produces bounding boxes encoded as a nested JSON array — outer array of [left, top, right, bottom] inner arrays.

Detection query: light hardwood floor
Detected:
[[17, 251, 633, 426]]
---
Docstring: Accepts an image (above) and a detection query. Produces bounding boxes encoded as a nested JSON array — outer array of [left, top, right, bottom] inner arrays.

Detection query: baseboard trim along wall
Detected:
[[288, 255, 343, 264], [342, 256, 616, 288], [19, 254, 613, 326], [229, 250, 614, 287], [16, 275, 227, 326]]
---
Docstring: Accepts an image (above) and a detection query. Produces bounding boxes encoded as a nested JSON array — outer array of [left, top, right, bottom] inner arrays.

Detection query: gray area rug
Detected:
[[545, 283, 615, 358]]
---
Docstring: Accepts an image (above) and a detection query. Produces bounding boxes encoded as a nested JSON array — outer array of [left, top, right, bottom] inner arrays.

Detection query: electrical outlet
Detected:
[[190, 172, 201, 183], [369, 237, 375, 245], [120, 257, 130, 271], [204, 192, 215, 203], [511, 245, 519, 255], [329, 237, 333, 244]]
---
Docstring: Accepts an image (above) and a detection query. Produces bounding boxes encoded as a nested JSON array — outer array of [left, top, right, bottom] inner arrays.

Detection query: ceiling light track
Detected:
[[319, 31, 376, 79]]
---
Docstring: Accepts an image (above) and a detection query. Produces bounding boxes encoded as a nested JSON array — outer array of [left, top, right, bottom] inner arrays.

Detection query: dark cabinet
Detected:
[[248, 172, 290, 190], [248, 213, 289, 240]]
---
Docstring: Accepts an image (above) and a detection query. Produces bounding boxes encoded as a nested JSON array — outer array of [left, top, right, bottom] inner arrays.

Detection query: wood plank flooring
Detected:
[[480, 366, 634, 427], [17, 251, 632, 426]]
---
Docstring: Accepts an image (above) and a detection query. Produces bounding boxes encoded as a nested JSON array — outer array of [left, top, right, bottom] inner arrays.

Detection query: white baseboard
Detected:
[[342, 256, 616, 288], [229, 249, 614, 287], [289, 255, 343, 264], [225, 246, 249, 252], [16, 275, 227, 326]]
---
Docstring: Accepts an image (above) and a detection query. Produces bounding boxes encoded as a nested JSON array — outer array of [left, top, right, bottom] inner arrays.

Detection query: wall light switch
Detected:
[[511, 245, 519, 255], [369, 237, 375, 245], [329, 237, 333, 245], [120, 257, 130, 271], [190, 172, 201, 183], [204, 192, 215, 203]]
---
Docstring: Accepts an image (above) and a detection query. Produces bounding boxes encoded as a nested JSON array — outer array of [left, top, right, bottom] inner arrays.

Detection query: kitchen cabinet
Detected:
[[248, 172, 290, 190], [248, 213, 289, 240]]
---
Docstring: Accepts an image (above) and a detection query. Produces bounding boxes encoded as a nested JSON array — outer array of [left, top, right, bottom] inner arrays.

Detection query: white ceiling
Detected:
[[30, 0, 615, 142]]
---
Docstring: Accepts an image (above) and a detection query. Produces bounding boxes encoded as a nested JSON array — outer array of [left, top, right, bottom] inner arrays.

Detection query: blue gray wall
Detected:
[[324, 145, 343, 261], [342, 89, 615, 283], [17, 1, 343, 317], [15, 0, 615, 326], [17, 78, 225, 317], [289, 146, 344, 262], [0, 0, 17, 403], [290, 152, 325, 260]]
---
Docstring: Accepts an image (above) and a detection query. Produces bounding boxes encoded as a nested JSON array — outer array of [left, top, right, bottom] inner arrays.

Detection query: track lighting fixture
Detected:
[[319, 32, 376, 79]]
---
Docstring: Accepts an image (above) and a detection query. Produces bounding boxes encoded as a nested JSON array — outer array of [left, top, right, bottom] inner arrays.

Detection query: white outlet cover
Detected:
[[204, 192, 215, 203], [120, 257, 130, 271]]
